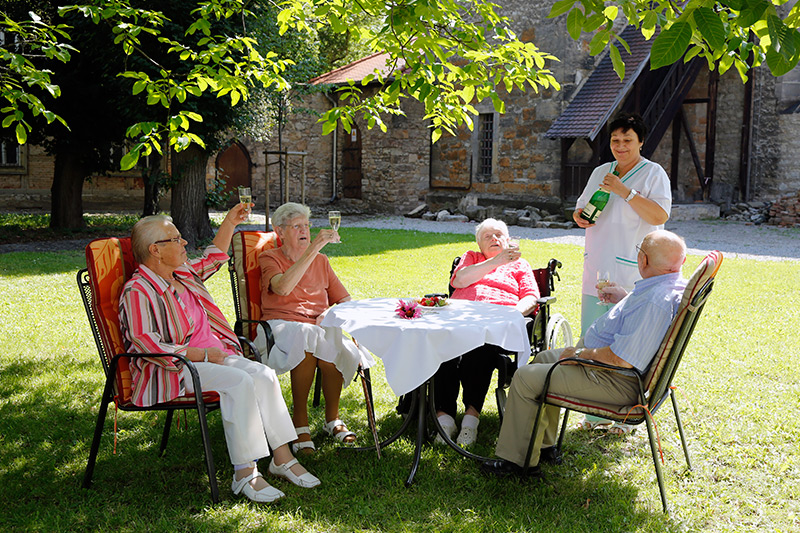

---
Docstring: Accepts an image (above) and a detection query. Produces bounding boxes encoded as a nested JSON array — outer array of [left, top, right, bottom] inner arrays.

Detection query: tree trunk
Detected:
[[142, 152, 164, 217], [171, 144, 212, 248], [50, 151, 88, 229]]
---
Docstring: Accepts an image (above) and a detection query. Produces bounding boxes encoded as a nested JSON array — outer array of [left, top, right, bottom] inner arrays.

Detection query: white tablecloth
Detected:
[[320, 298, 531, 396]]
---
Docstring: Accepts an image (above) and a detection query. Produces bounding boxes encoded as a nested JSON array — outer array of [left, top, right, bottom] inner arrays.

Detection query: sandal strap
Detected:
[[273, 458, 298, 471], [324, 419, 345, 434], [294, 426, 311, 437], [232, 470, 262, 494]]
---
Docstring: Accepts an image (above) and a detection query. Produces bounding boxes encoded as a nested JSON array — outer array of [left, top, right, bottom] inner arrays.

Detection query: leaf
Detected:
[[15, 123, 26, 144], [651, 21, 693, 69], [609, 43, 625, 79], [431, 128, 442, 143], [737, 0, 770, 28], [589, 29, 610, 55], [548, 0, 576, 19], [693, 7, 726, 49], [567, 8, 585, 40], [120, 151, 138, 171]]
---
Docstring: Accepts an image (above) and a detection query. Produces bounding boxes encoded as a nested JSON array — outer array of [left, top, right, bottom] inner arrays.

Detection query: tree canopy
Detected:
[[549, 0, 800, 80]]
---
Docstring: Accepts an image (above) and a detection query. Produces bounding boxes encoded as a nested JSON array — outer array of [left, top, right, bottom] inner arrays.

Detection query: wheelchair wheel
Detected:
[[546, 313, 573, 350]]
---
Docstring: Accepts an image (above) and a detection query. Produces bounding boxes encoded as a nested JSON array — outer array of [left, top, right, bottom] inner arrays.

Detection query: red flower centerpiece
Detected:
[[395, 299, 422, 319]]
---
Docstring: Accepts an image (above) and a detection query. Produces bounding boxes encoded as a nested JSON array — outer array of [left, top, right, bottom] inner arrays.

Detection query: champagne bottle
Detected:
[[579, 170, 617, 223]]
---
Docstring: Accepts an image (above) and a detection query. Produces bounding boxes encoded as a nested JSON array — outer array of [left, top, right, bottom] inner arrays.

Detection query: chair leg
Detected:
[[159, 410, 174, 457], [645, 413, 670, 514], [522, 401, 547, 472], [556, 409, 570, 453], [363, 368, 374, 406], [495, 387, 507, 423], [312, 366, 323, 407], [195, 406, 220, 504], [670, 390, 692, 470], [83, 394, 112, 489]]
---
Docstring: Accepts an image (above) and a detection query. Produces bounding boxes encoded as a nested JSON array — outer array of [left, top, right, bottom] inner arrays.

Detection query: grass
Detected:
[[0, 227, 798, 532], [0, 213, 141, 244]]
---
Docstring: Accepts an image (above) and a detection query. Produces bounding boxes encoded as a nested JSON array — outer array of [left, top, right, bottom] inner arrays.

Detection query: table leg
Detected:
[[405, 382, 428, 487], [341, 386, 419, 453]]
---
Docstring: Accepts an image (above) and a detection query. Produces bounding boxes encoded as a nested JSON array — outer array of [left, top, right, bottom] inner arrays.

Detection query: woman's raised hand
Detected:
[[225, 203, 251, 226], [601, 171, 626, 197]]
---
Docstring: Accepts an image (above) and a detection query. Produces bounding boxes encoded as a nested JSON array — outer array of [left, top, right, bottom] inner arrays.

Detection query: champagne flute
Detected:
[[328, 210, 341, 243], [596, 270, 610, 305], [238, 186, 252, 222], [507, 236, 521, 250]]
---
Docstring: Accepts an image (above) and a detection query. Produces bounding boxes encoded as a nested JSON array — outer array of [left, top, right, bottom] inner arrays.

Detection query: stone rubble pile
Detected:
[[766, 192, 800, 227], [406, 204, 575, 229], [720, 201, 772, 225]]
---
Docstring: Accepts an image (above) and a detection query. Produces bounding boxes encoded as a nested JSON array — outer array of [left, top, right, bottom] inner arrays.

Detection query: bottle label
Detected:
[[581, 204, 597, 220]]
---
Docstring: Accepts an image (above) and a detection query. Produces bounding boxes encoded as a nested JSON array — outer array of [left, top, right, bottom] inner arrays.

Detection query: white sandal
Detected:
[[268, 458, 321, 488], [231, 469, 285, 503], [291, 426, 316, 455], [323, 419, 356, 443]]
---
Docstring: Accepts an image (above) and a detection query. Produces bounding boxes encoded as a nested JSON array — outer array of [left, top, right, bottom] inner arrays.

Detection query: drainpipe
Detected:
[[323, 91, 338, 202]]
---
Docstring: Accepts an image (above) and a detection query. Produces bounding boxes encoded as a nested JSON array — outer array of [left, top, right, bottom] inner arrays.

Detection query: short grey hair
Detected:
[[131, 214, 172, 264], [272, 202, 311, 228], [475, 218, 509, 241]]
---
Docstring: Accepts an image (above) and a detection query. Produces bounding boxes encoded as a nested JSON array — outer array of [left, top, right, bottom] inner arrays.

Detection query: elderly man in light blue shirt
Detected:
[[482, 230, 687, 478]]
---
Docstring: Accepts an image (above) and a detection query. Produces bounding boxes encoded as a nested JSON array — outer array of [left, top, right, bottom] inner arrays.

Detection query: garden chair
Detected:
[[227, 230, 373, 410], [521, 250, 723, 514], [78, 236, 254, 503]]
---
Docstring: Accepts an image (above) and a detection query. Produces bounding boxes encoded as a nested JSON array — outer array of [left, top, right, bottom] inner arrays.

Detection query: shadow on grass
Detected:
[[0, 351, 684, 532]]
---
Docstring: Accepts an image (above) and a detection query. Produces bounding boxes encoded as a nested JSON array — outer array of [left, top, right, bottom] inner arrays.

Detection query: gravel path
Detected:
[[2, 213, 797, 262]]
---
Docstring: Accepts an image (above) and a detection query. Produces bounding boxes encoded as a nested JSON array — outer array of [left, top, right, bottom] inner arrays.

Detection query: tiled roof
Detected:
[[309, 51, 405, 85], [546, 26, 653, 140]]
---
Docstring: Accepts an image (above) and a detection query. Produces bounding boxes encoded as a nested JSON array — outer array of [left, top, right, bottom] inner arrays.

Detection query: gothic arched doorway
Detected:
[[215, 141, 252, 204]]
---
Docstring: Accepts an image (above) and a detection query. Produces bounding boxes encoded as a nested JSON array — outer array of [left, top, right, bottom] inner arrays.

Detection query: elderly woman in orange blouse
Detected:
[[255, 202, 374, 454]]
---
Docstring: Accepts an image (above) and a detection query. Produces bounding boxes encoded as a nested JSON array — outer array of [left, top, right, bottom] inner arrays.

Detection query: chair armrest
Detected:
[[536, 295, 556, 306], [538, 357, 644, 402], [235, 319, 274, 349], [237, 336, 263, 364], [108, 352, 206, 405]]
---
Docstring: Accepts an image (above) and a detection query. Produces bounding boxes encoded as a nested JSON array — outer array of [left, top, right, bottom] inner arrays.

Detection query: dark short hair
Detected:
[[608, 112, 646, 143]]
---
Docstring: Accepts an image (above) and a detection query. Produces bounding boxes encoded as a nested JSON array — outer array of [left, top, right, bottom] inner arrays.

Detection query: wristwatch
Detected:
[[625, 188, 638, 202]]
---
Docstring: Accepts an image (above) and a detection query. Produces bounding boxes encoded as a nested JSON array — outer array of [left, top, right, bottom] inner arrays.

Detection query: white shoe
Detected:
[[457, 414, 480, 446], [456, 425, 478, 446], [231, 470, 284, 503], [268, 458, 321, 488], [434, 415, 457, 445]]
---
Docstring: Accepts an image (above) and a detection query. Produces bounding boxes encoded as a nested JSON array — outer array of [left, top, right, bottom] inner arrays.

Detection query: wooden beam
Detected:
[[680, 107, 706, 192]]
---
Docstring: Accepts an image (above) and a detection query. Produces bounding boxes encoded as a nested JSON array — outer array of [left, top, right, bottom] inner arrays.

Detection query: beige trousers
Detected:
[[495, 348, 640, 467]]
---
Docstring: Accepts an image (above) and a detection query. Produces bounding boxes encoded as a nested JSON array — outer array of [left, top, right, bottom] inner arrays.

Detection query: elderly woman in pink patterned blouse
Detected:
[[433, 218, 539, 446], [119, 206, 319, 504]]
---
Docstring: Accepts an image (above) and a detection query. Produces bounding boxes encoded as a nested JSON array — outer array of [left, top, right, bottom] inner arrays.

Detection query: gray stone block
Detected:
[[405, 204, 427, 218]]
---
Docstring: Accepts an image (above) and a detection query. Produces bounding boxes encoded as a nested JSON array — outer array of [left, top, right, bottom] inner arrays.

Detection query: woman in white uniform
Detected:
[[572, 112, 672, 433]]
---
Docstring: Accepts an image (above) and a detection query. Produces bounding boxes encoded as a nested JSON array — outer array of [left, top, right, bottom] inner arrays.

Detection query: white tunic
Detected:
[[576, 158, 672, 295]]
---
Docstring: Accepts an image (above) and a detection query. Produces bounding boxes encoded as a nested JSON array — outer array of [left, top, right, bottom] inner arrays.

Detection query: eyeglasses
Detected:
[[154, 236, 184, 245], [283, 222, 312, 231], [635, 243, 648, 258]]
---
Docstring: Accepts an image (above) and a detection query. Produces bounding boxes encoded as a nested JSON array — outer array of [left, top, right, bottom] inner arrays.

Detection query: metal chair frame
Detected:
[[78, 265, 222, 503], [521, 253, 721, 514]]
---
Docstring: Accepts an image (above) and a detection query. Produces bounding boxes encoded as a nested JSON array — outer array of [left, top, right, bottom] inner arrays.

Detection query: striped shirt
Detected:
[[119, 245, 242, 407]]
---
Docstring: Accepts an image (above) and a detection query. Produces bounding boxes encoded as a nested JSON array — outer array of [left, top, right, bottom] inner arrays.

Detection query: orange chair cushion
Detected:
[[231, 231, 280, 339]]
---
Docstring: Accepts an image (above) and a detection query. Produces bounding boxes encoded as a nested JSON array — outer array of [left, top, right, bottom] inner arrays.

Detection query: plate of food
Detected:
[[417, 295, 449, 307]]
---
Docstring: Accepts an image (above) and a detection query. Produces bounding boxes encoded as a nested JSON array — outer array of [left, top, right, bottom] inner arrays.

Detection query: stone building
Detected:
[[3, 2, 800, 218]]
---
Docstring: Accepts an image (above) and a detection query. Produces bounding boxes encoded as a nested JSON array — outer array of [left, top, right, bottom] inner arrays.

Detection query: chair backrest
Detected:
[[79, 237, 139, 403], [642, 250, 723, 409], [229, 230, 280, 339]]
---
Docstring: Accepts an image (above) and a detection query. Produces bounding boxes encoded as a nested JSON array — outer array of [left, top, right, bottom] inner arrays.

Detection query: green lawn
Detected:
[[0, 227, 798, 532]]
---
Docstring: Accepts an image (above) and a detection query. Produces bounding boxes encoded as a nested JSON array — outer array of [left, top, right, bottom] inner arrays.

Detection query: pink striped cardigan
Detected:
[[119, 246, 242, 407]]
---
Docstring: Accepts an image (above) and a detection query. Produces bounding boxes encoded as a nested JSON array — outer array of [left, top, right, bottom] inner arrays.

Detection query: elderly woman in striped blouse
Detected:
[[118, 205, 318, 504]]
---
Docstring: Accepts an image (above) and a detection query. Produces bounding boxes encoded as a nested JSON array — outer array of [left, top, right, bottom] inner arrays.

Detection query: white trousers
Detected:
[[183, 355, 296, 465]]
